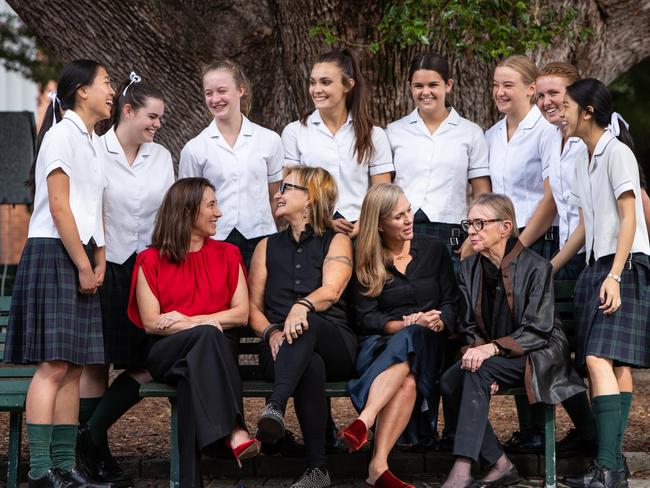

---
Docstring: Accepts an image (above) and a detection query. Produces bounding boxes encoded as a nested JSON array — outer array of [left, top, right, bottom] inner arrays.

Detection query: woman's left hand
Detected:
[[284, 304, 309, 344], [599, 277, 621, 315], [157, 310, 188, 330]]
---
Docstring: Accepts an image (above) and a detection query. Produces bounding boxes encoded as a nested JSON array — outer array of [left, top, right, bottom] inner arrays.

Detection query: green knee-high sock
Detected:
[[79, 396, 102, 425], [27, 423, 53, 478], [562, 390, 597, 440], [51, 424, 78, 471], [592, 394, 621, 469], [617, 392, 633, 469], [87, 372, 143, 458]]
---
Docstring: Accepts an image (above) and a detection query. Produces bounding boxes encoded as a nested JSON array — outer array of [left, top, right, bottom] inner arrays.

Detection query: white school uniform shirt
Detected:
[[485, 105, 556, 229], [546, 128, 588, 248], [99, 128, 175, 264], [179, 115, 283, 241], [386, 107, 490, 224], [28, 110, 105, 246], [570, 130, 650, 262], [282, 110, 394, 222]]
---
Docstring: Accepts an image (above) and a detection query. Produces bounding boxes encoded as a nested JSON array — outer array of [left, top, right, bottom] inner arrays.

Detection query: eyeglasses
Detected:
[[460, 218, 503, 232], [279, 182, 308, 194]]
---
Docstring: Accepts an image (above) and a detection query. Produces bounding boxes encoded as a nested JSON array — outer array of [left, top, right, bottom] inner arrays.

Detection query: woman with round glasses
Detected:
[[248, 166, 357, 488], [440, 193, 584, 488]]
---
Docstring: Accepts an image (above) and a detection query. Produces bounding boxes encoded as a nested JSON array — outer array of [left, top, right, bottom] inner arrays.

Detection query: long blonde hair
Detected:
[[284, 165, 338, 236], [355, 183, 404, 297]]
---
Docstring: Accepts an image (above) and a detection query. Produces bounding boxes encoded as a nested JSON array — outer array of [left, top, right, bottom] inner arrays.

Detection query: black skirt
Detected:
[[99, 253, 148, 367], [574, 253, 650, 372], [4, 237, 105, 365]]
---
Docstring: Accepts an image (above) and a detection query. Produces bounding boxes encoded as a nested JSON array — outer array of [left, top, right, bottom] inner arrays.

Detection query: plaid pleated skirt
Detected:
[[412, 211, 461, 271], [224, 228, 265, 271], [574, 253, 650, 373], [99, 253, 148, 367], [4, 238, 105, 365]]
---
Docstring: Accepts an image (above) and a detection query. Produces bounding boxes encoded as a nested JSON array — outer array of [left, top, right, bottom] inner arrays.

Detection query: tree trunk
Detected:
[[8, 0, 650, 161]]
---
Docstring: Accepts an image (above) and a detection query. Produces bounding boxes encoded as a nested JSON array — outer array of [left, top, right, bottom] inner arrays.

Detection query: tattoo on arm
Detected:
[[324, 255, 353, 267]]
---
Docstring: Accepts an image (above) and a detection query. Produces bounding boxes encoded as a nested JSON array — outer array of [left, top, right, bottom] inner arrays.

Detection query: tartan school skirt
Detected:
[[99, 253, 148, 368], [413, 210, 462, 272], [4, 237, 105, 365], [224, 228, 265, 271], [573, 252, 650, 374]]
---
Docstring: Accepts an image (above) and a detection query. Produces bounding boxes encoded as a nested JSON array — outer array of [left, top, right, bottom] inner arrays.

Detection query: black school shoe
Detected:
[[586, 462, 624, 488], [564, 457, 630, 488], [28, 468, 77, 488], [77, 424, 133, 487], [257, 401, 286, 444], [502, 427, 543, 454], [260, 429, 306, 457], [64, 465, 114, 487], [557, 428, 598, 457]]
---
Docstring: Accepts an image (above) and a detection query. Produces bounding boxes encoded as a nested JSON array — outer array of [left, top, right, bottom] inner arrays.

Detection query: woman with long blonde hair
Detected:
[[340, 183, 458, 488]]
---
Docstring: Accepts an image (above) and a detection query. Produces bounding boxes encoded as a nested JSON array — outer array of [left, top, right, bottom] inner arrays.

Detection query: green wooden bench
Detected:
[[140, 280, 578, 488]]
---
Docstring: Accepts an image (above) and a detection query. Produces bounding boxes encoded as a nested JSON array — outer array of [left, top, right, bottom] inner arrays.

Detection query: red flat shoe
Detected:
[[374, 470, 415, 488], [338, 418, 368, 452], [226, 438, 260, 468]]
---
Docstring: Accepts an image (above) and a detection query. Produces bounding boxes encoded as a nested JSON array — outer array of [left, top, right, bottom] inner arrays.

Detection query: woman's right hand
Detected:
[[205, 317, 223, 332], [269, 329, 284, 360], [332, 218, 355, 235], [78, 267, 98, 294]]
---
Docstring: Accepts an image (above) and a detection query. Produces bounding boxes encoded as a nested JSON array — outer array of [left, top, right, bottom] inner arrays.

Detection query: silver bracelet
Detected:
[[607, 273, 622, 283]]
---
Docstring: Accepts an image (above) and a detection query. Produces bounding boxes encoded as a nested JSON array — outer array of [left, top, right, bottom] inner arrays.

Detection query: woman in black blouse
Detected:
[[248, 166, 357, 488], [340, 183, 459, 488]]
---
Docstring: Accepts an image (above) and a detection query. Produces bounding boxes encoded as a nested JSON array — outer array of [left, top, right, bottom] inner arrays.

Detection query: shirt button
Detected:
[[295, 279, 302, 285], [295, 263, 302, 269], [296, 248, 303, 253]]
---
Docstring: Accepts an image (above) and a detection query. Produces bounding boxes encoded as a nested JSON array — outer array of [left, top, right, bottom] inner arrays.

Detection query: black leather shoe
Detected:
[[28, 468, 76, 488], [502, 428, 543, 454], [469, 464, 519, 487], [257, 402, 285, 445], [78, 425, 132, 487], [557, 428, 598, 457], [92, 457, 133, 487], [63, 465, 113, 487], [260, 429, 306, 457], [563, 460, 598, 488], [619, 455, 630, 488], [586, 462, 624, 488]]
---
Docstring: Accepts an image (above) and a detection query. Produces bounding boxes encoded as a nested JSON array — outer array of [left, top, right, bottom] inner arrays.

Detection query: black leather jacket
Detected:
[[457, 239, 585, 404]]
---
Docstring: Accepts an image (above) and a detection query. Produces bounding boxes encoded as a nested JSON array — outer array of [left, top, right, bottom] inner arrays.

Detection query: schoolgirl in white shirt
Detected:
[[282, 48, 394, 238], [4, 59, 114, 488], [386, 52, 491, 264], [77, 74, 174, 486], [179, 59, 283, 268], [486, 55, 558, 261], [553, 79, 650, 488]]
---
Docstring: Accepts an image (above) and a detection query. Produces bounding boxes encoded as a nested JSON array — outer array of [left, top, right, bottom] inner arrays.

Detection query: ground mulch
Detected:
[[1, 371, 649, 461]]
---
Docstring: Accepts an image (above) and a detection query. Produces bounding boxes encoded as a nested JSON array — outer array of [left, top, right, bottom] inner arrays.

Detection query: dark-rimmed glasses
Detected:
[[279, 182, 308, 194], [460, 218, 503, 232]]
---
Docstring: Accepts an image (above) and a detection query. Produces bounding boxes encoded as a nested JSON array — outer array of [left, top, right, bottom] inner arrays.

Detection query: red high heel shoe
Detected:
[[367, 470, 415, 488], [226, 438, 260, 468], [338, 418, 368, 452]]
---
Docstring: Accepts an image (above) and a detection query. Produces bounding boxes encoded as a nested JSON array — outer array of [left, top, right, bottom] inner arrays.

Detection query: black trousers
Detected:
[[440, 355, 526, 464], [260, 314, 356, 467], [147, 325, 244, 488]]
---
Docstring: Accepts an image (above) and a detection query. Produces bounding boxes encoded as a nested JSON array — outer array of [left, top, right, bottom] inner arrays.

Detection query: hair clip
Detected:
[[607, 112, 629, 137], [47, 90, 60, 125], [122, 71, 142, 96]]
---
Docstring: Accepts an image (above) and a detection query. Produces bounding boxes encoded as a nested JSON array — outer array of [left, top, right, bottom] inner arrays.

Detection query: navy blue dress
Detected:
[[348, 235, 459, 442]]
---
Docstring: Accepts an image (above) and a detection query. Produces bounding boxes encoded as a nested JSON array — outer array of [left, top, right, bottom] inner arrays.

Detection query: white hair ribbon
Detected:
[[606, 112, 629, 137], [122, 71, 142, 96], [47, 90, 59, 125]]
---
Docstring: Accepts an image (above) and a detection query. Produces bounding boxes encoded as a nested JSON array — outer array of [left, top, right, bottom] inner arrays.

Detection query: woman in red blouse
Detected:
[[127, 177, 257, 487]]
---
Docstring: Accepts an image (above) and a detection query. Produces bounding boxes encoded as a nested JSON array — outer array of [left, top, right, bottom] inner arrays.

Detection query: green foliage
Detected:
[[309, 0, 590, 59], [0, 12, 61, 86]]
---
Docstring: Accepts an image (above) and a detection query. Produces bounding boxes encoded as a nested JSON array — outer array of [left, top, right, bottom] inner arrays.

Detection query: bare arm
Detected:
[[519, 178, 557, 247], [47, 169, 97, 294], [248, 238, 272, 336], [370, 172, 392, 185], [550, 209, 585, 274], [469, 176, 491, 197], [268, 181, 281, 227]]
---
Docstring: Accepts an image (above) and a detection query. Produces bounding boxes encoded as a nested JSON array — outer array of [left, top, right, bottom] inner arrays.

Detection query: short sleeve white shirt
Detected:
[[179, 116, 283, 241], [485, 105, 556, 229], [386, 108, 490, 224], [28, 110, 105, 246], [100, 128, 175, 264], [570, 131, 650, 261], [282, 110, 394, 221], [546, 128, 587, 248]]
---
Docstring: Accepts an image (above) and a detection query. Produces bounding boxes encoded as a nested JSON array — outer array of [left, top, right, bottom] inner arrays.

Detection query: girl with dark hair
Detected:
[[282, 48, 394, 238], [77, 72, 175, 486], [5, 59, 114, 488], [127, 177, 257, 487], [553, 79, 650, 488], [180, 59, 283, 268], [386, 52, 491, 266]]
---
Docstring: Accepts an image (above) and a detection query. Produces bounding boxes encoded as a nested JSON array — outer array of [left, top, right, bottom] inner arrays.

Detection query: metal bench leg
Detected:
[[170, 398, 180, 488], [7, 410, 23, 488], [544, 403, 556, 488]]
